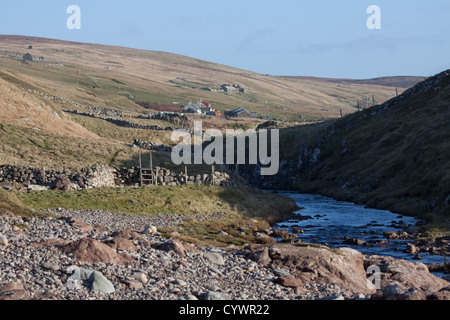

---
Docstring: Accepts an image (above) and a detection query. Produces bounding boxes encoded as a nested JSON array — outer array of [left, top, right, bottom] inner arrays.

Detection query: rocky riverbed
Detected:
[[0, 208, 449, 301]]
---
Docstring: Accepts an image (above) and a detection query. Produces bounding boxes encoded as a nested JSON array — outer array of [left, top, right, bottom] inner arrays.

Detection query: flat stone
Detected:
[[202, 291, 231, 301], [319, 295, 345, 301], [274, 268, 292, 277], [132, 272, 148, 284], [0, 185, 13, 192], [276, 276, 303, 288], [0, 234, 8, 247], [127, 280, 143, 290], [174, 279, 187, 287], [0, 283, 30, 300], [42, 262, 60, 271], [90, 271, 115, 294], [204, 252, 225, 266]]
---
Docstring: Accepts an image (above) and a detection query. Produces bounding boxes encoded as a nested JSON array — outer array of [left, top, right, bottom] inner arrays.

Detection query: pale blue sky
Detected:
[[0, 0, 449, 78]]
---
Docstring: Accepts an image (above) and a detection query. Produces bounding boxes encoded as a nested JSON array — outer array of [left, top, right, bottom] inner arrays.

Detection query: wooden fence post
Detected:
[[150, 152, 154, 185], [139, 151, 143, 186]]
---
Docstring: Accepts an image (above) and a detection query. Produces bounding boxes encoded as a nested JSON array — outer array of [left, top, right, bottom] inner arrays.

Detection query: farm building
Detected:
[[183, 100, 219, 116], [22, 53, 33, 62], [224, 107, 256, 118], [220, 84, 246, 93]]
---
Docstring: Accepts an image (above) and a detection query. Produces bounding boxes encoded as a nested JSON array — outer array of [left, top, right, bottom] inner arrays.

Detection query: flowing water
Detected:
[[273, 192, 447, 273]]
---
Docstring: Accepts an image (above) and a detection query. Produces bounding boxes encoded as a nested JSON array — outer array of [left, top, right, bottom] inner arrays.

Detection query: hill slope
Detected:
[[281, 76, 426, 89], [0, 35, 424, 172], [0, 35, 409, 121], [249, 70, 450, 223]]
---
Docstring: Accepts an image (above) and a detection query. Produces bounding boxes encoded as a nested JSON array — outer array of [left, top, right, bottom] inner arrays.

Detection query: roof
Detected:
[[184, 101, 210, 114], [227, 107, 250, 115]]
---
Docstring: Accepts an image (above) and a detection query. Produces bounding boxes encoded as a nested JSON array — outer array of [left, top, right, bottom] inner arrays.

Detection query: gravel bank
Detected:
[[0, 209, 359, 301]]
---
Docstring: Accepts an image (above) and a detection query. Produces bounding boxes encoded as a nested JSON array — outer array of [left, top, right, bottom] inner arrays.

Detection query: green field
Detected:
[[12, 185, 298, 247]]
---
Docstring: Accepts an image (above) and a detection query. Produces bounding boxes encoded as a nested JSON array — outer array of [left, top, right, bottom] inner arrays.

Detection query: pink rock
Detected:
[[61, 238, 135, 265]]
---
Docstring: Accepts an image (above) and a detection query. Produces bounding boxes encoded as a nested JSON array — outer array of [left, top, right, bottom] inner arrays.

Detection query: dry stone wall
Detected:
[[0, 164, 247, 191], [62, 110, 174, 132], [132, 139, 172, 153]]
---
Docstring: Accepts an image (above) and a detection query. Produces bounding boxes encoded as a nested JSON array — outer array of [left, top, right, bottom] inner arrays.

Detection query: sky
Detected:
[[0, 0, 449, 79]]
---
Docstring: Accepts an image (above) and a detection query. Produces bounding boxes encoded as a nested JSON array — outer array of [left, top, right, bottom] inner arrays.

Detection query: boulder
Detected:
[[132, 272, 148, 284], [344, 237, 368, 246], [61, 238, 135, 265], [427, 287, 450, 300], [125, 280, 143, 290], [153, 239, 186, 258], [405, 243, 417, 254], [0, 209, 16, 218], [247, 244, 376, 294], [106, 238, 138, 252], [111, 230, 132, 239], [380, 285, 427, 300], [90, 271, 115, 294], [141, 225, 158, 236], [272, 229, 298, 241], [383, 231, 399, 239], [364, 255, 450, 299], [67, 267, 115, 294], [0, 283, 30, 300], [276, 276, 303, 288], [65, 217, 94, 232], [51, 174, 71, 191]]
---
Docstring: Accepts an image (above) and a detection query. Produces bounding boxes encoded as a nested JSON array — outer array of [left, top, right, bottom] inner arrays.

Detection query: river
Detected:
[[273, 192, 447, 273]]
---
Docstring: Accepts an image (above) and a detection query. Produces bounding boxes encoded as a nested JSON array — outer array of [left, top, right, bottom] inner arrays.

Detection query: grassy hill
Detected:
[[0, 35, 412, 121], [248, 70, 450, 226]]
